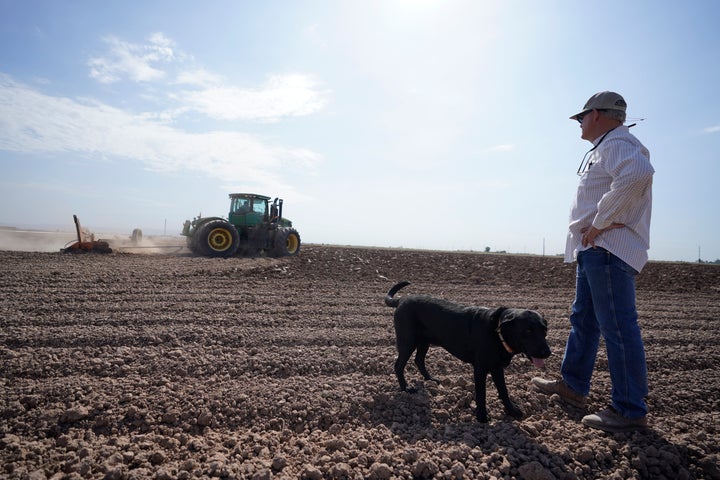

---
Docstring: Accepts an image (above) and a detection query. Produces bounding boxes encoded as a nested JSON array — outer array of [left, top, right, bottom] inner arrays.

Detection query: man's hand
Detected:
[[581, 223, 625, 248]]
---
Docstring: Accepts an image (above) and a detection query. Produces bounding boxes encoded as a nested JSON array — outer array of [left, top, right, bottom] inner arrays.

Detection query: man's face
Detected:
[[577, 109, 596, 141]]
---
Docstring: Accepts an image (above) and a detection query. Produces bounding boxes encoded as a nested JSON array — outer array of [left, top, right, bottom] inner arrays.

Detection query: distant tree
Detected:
[[484, 246, 491, 253]]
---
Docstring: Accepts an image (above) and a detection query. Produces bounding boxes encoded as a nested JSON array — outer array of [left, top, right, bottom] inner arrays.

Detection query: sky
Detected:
[[1, 0, 719, 263]]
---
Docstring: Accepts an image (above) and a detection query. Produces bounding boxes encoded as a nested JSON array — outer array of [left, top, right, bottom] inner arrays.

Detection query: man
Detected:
[[532, 91, 654, 433]]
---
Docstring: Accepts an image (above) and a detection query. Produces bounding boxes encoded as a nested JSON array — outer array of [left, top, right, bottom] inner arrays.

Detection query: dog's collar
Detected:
[[495, 324, 514, 354]]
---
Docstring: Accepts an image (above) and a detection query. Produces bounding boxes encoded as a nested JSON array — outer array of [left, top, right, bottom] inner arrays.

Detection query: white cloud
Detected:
[[88, 33, 177, 83], [486, 144, 515, 153], [86, 33, 329, 123], [0, 31, 330, 196], [703, 125, 720, 134], [0, 75, 320, 191], [177, 74, 330, 122], [175, 68, 224, 88]]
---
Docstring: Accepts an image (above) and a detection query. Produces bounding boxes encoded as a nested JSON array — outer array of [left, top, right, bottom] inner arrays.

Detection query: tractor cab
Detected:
[[228, 193, 289, 228], [229, 193, 270, 227]]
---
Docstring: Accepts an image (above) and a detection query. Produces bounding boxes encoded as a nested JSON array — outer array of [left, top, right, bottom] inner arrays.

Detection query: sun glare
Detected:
[[391, 0, 440, 9]]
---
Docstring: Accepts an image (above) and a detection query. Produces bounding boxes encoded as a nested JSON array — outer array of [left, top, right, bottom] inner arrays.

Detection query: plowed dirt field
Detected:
[[2, 245, 719, 479]]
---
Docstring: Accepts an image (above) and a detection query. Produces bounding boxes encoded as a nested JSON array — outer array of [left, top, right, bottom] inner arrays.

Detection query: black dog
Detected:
[[385, 281, 551, 423]]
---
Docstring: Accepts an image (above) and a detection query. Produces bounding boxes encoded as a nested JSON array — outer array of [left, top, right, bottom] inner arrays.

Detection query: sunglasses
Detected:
[[576, 110, 591, 124], [576, 108, 611, 124]]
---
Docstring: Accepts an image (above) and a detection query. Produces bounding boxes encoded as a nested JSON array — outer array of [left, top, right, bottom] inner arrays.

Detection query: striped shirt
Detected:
[[565, 125, 654, 273]]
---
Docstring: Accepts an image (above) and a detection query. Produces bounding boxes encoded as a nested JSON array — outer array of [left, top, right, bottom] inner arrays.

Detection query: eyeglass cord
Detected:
[[576, 127, 618, 176]]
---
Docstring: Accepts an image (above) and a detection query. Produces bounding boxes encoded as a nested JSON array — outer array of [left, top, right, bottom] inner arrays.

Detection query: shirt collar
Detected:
[[591, 124, 626, 146]]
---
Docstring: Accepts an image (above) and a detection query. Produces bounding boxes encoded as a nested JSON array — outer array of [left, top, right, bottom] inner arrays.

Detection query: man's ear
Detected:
[[589, 109, 600, 123]]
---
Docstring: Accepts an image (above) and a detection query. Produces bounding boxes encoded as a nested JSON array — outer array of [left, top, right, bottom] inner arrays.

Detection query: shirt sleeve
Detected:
[[592, 137, 654, 230]]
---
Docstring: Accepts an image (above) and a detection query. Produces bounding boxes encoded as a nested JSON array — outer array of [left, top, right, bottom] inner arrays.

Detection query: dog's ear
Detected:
[[490, 307, 509, 324]]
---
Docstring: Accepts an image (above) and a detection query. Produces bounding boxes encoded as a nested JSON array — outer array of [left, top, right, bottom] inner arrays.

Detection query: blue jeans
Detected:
[[561, 248, 648, 418]]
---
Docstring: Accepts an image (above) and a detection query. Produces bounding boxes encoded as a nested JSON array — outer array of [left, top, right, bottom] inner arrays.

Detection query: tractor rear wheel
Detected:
[[273, 228, 301, 257], [195, 220, 240, 257]]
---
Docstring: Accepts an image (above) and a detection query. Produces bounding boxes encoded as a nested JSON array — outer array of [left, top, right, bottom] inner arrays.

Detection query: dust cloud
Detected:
[[0, 228, 76, 252], [0, 227, 186, 254]]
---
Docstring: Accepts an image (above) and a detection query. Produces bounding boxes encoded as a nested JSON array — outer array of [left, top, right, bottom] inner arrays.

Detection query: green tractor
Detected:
[[182, 193, 301, 258]]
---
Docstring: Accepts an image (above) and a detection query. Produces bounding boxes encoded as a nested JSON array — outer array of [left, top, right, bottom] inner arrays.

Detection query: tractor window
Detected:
[[252, 201, 266, 215], [232, 198, 251, 214]]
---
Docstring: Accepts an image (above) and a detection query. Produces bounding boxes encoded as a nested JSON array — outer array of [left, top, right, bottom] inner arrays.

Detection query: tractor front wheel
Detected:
[[273, 228, 301, 257], [195, 220, 240, 257]]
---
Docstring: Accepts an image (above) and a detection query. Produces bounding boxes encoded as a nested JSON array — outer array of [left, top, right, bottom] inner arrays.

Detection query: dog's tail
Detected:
[[384, 281, 411, 308]]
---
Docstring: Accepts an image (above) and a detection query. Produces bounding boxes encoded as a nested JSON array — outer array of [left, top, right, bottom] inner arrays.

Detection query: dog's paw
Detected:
[[476, 410, 490, 423], [505, 405, 524, 419], [403, 386, 419, 394]]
